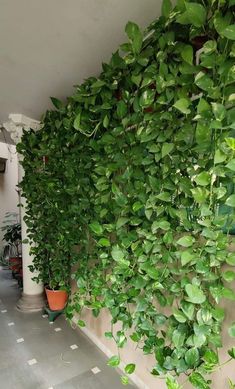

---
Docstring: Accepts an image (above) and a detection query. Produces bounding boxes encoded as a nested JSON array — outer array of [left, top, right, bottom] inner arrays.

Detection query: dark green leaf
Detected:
[[117, 101, 128, 118], [50, 97, 63, 110]]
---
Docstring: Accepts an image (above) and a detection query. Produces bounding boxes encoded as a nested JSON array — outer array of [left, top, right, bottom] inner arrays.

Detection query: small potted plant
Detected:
[[1, 213, 22, 277], [29, 247, 71, 311]]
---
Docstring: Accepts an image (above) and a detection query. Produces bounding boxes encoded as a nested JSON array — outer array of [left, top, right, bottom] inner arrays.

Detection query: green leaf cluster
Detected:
[[17, 0, 235, 387]]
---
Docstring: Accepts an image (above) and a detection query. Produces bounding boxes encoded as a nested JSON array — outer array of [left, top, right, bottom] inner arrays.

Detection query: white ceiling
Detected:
[[0, 0, 162, 128]]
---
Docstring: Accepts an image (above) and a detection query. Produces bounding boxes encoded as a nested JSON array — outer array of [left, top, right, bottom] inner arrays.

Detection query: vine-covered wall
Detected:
[[18, 1, 235, 388]]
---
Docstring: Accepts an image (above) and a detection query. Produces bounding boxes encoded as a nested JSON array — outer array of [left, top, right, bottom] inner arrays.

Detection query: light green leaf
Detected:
[[222, 271, 235, 282], [125, 21, 143, 54], [222, 287, 235, 301], [132, 201, 143, 212], [181, 250, 195, 266], [203, 349, 218, 365], [77, 319, 86, 327], [185, 284, 206, 304], [184, 3, 207, 27], [91, 79, 106, 89], [103, 115, 109, 129], [98, 238, 110, 247], [203, 40, 217, 54], [214, 13, 231, 34], [172, 329, 185, 347], [195, 71, 213, 92], [111, 245, 125, 262], [211, 103, 226, 121], [177, 235, 195, 247], [89, 222, 103, 235], [222, 25, 235, 40], [156, 192, 171, 202], [212, 307, 225, 321], [214, 149, 227, 164], [189, 371, 210, 389], [74, 112, 81, 130], [117, 101, 127, 118], [116, 217, 128, 229], [161, 0, 172, 18], [107, 355, 120, 367], [191, 187, 209, 203], [181, 301, 195, 320], [166, 375, 182, 389], [228, 323, 235, 338], [226, 138, 235, 150], [173, 309, 187, 323], [180, 45, 193, 65], [226, 253, 235, 266], [225, 194, 235, 207], [185, 348, 200, 368], [194, 172, 210, 186], [121, 376, 129, 385], [152, 220, 170, 233], [162, 142, 174, 157], [173, 98, 190, 114], [125, 363, 136, 374], [226, 159, 235, 171], [146, 266, 159, 280], [139, 90, 155, 107]]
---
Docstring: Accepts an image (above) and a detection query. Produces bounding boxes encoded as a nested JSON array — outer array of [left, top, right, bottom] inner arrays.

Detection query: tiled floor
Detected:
[[0, 268, 136, 389]]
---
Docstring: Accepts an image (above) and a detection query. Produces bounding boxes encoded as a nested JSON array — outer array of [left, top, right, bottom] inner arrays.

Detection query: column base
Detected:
[[16, 292, 45, 312]]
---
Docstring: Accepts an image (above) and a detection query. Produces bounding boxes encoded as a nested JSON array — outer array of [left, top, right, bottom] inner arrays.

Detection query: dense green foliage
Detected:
[[17, 0, 235, 387]]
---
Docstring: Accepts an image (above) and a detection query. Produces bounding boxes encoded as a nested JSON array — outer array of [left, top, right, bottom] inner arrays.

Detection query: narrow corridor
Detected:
[[0, 267, 135, 389]]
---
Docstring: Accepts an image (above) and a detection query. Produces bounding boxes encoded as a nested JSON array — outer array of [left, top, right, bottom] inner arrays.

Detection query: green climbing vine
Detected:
[[18, 0, 235, 387]]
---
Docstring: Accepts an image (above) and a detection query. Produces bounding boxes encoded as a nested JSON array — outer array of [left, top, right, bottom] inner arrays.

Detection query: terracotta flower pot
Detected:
[[45, 287, 68, 311]]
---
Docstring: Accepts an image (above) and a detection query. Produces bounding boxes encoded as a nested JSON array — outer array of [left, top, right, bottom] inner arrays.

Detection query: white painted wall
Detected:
[[0, 141, 19, 248]]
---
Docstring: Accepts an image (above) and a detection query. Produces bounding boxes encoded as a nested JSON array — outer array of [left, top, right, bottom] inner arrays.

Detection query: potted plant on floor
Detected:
[[29, 244, 71, 311], [1, 213, 22, 278]]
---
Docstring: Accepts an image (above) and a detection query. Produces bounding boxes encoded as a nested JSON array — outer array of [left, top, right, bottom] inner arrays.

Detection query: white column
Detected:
[[3, 114, 45, 312]]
